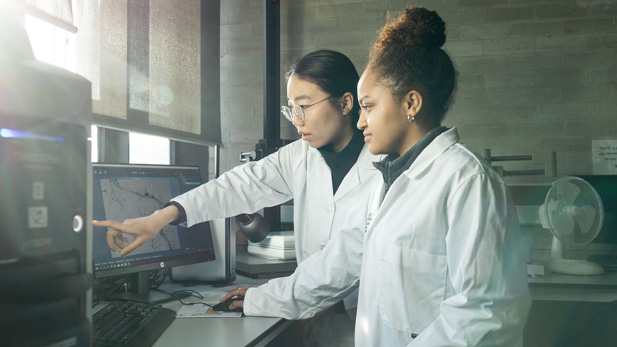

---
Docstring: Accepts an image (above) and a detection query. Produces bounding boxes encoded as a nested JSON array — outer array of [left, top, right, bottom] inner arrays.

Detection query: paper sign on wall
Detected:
[[592, 140, 617, 175]]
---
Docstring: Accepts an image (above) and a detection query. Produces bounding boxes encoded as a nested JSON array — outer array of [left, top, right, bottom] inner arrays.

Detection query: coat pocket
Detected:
[[378, 244, 447, 333]]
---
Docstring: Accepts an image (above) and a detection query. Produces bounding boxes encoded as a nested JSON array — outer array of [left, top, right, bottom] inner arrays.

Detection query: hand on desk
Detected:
[[92, 205, 180, 256], [219, 286, 248, 310]]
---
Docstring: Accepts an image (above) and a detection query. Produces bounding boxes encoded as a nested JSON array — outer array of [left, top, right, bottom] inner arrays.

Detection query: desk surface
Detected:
[[152, 278, 286, 347], [528, 271, 617, 302], [528, 271, 617, 288], [95, 276, 289, 347], [94, 271, 617, 345], [153, 313, 286, 347]]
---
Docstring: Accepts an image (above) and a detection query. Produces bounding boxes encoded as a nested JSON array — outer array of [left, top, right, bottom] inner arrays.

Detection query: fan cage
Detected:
[[544, 176, 604, 246]]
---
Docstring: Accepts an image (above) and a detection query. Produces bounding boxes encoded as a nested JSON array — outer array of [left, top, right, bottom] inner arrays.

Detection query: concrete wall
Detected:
[[217, 0, 617, 184]]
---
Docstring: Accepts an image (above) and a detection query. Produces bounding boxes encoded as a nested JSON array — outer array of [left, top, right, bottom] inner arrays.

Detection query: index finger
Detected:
[[220, 288, 239, 303], [92, 220, 132, 234]]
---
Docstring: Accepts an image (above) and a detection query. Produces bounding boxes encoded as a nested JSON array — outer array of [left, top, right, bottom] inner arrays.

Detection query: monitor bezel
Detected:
[[91, 163, 216, 280]]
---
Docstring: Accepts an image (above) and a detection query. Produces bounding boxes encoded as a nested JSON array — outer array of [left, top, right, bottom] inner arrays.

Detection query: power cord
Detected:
[[152, 288, 214, 306]]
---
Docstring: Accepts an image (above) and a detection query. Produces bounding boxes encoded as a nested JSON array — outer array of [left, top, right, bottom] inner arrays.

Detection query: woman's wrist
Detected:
[[152, 205, 181, 225]]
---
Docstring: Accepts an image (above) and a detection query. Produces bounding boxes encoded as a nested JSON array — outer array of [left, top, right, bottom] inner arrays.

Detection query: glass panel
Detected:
[[26, 0, 75, 30], [25, 14, 76, 72], [128, 0, 149, 113], [129, 132, 170, 165], [148, 0, 201, 134], [73, 0, 128, 119], [23, 0, 218, 145]]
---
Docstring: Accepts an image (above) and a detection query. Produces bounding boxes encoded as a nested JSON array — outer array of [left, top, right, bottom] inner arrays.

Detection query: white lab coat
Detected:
[[243, 216, 364, 318], [244, 127, 531, 346], [172, 138, 381, 313]]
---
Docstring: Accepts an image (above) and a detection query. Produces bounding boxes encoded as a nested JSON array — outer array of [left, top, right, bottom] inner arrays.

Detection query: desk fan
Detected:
[[539, 176, 605, 275]]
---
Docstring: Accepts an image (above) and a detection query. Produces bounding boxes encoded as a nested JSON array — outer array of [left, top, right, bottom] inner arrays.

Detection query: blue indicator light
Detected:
[[0, 128, 19, 138], [0, 128, 64, 142]]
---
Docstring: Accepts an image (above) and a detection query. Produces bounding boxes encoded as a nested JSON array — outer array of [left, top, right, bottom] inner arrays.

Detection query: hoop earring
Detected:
[[407, 114, 415, 123]]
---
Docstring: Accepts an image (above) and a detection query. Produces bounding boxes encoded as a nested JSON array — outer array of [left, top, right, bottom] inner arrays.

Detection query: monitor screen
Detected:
[[577, 175, 617, 245], [92, 163, 215, 303]]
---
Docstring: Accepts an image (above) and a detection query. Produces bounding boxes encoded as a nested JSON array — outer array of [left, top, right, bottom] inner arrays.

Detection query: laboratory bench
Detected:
[[525, 271, 617, 347], [93, 275, 302, 347], [528, 270, 617, 302], [92, 268, 617, 346], [152, 308, 297, 347]]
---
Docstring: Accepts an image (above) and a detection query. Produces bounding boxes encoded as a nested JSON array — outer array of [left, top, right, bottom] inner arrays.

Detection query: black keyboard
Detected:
[[93, 301, 176, 347], [588, 254, 617, 272]]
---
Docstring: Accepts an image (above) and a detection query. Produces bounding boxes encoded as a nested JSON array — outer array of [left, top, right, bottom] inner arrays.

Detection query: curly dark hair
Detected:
[[368, 7, 457, 124]]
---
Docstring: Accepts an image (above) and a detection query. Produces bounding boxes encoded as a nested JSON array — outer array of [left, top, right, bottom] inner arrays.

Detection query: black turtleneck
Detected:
[[318, 130, 365, 195]]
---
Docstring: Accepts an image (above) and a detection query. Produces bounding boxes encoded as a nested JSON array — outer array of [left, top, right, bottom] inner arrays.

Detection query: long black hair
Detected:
[[286, 50, 361, 124]]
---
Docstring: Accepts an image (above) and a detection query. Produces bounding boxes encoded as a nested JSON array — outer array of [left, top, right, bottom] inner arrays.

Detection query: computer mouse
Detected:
[[212, 298, 243, 313]]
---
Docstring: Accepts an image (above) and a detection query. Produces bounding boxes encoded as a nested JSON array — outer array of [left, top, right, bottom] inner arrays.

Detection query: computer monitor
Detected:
[[92, 163, 216, 304], [577, 175, 617, 245]]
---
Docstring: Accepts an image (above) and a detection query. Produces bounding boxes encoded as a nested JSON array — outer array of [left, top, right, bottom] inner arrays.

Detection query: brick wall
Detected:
[[218, 0, 617, 183]]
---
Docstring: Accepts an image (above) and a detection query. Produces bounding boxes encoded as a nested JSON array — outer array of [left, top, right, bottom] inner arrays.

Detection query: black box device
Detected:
[[0, 13, 93, 347]]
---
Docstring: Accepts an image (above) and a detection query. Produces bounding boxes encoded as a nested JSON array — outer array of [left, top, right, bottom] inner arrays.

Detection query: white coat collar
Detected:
[[364, 127, 460, 237], [402, 127, 460, 179]]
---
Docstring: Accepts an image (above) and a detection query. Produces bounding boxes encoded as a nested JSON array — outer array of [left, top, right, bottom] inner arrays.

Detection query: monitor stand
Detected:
[[104, 272, 190, 305]]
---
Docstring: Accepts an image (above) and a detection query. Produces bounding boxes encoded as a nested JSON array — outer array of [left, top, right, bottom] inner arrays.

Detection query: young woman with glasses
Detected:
[[93, 49, 381, 346], [227, 7, 531, 346]]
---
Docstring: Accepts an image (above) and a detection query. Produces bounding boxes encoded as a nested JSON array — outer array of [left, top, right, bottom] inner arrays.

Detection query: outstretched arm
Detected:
[[93, 141, 304, 256], [92, 204, 180, 256]]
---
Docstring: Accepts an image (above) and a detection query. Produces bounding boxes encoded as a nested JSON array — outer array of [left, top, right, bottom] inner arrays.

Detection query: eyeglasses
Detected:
[[281, 95, 333, 122]]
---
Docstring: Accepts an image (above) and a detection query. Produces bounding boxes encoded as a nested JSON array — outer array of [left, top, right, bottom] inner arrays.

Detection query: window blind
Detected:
[[27, 0, 221, 145]]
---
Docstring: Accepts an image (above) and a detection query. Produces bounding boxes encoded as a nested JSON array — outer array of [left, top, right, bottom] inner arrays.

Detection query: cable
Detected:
[[92, 275, 129, 308], [153, 288, 214, 307], [149, 269, 170, 289]]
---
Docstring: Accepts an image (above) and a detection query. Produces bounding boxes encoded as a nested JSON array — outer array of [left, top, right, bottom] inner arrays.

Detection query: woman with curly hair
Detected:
[[352, 6, 530, 345]]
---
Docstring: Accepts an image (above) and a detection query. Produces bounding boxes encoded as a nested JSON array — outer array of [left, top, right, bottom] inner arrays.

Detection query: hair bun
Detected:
[[385, 7, 446, 48]]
